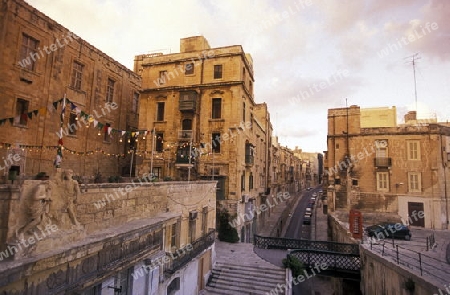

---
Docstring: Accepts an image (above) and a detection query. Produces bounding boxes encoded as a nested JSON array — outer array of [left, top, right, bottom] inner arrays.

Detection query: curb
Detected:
[[447, 242, 450, 264]]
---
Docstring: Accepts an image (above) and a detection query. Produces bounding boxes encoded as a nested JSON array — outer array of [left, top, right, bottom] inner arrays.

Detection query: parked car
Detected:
[[305, 207, 312, 215], [365, 223, 411, 240], [312, 192, 317, 197], [306, 187, 312, 191], [303, 214, 311, 225]]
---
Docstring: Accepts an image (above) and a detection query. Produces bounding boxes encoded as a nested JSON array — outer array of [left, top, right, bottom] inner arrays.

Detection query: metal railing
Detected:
[[253, 235, 359, 255], [367, 239, 450, 286], [164, 229, 215, 274]]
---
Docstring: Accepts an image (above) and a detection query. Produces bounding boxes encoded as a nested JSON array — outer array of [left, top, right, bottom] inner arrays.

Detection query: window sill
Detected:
[[68, 86, 86, 95], [209, 118, 225, 122]]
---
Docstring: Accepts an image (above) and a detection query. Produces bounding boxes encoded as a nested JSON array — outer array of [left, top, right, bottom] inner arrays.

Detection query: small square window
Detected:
[[185, 63, 194, 75]]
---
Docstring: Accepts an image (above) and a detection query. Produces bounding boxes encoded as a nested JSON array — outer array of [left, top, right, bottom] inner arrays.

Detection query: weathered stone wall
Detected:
[[0, 179, 216, 294], [360, 246, 444, 295]]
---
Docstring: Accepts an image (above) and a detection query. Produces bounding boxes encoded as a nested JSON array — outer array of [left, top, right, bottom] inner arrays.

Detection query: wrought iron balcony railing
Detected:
[[245, 155, 254, 166], [164, 229, 215, 274], [374, 157, 392, 168]]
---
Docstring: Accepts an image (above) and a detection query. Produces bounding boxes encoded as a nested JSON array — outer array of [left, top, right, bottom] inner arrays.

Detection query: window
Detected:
[[375, 140, 388, 157], [159, 70, 167, 85], [167, 277, 180, 295], [249, 172, 254, 190], [69, 113, 77, 135], [214, 65, 222, 79], [170, 223, 177, 248], [202, 207, 208, 236], [408, 172, 421, 192], [182, 119, 192, 130], [212, 98, 222, 119], [20, 34, 39, 71], [249, 81, 253, 95], [115, 268, 133, 295], [243, 102, 246, 122], [185, 62, 194, 75], [71, 61, 83, 90], [407, 141, 420, 160], [155, 132, 164, 152], [152, 167, 161, 179], [83, 284, 101, 295], [212, 133, 220, 153], [132, 92, 139, 113], [15, 98, 29, 126], [376, 172, 389, 191], [188, 219, 196, 243], [104, 123, 111, 142], [106, 78, 115, 102], [156, 102, 165, 121], [241, 172, 245, 191]]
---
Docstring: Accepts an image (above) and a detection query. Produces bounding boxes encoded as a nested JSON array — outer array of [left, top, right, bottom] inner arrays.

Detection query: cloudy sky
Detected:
[[26, 0, 450, 152]]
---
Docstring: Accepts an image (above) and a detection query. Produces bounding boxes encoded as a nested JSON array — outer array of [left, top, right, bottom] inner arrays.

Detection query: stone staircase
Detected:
[[203, 241, 286, 294]]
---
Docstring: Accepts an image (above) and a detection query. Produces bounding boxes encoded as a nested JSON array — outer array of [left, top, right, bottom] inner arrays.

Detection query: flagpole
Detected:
[[150, 127, 155, 178], [55, 94, 66, 168]]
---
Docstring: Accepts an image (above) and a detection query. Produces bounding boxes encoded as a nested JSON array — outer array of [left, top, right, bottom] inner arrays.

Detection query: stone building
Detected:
[[326, 105, 450, 229], [134, 36, 274, 242], [0, 170, 217, 294], [0, 0, 141, 183]]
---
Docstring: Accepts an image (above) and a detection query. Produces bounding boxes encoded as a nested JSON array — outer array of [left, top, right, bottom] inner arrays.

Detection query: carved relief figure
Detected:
[[63, 169, 81, 227], [17, 182, 52, 240]]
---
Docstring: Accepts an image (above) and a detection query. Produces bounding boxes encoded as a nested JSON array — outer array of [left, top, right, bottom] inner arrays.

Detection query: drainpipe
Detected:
[[440, 134, 449, 229]]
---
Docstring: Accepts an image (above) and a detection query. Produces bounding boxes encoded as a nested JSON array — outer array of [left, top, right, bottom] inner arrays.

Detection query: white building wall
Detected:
[[180, 259, 199, 295], [132, 262, 147, 295]]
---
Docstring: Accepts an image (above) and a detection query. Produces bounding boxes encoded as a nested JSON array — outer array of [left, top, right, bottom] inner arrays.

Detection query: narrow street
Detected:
[[284, 187, 335, 295]]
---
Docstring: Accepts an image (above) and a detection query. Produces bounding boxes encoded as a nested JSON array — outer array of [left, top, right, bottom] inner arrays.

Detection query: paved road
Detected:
[[285, 188, 315, 239], [284, 186, 323, 295]]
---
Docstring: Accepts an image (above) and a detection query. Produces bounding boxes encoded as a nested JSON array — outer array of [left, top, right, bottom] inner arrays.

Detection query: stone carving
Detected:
[[17, 182, 52, 241], [61, 169, 81, 227], [6, 169, 86, 259]]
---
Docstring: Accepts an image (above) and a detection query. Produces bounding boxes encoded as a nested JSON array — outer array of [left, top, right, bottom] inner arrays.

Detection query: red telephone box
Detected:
[[349, 209, 363, 239]]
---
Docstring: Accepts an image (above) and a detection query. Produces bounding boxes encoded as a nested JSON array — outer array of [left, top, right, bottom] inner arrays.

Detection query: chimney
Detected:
[[404, 111, 417, 123]]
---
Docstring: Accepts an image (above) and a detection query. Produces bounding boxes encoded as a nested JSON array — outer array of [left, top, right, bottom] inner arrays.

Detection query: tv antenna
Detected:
[[405, 53, 421, 113]]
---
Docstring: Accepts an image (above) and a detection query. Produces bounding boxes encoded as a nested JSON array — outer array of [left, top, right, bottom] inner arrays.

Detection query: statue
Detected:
[[62, 169, 81, 227], [17, 182, 52, 241]]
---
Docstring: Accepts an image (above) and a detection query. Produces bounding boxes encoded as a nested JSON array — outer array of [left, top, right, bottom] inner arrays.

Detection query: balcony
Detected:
[[178, 130, 193, 141], [164, 229, 215, 274], [245, 155, 254, 166], [179, 91, 197, 112], [374, 157, 392, 168]]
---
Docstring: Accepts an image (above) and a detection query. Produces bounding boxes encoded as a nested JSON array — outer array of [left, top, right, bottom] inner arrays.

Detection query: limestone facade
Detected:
[[0, 0, 141, 182], [134, 36, 286, 242], [326, 105, 450, 229]]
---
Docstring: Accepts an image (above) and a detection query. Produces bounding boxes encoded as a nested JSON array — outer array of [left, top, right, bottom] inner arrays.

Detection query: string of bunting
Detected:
[[0, 97, 152, 136], [0, 142, 172, 158]]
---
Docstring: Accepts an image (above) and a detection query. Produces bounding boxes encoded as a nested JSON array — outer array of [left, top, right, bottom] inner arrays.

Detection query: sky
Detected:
[[26, 0, 450, 153]]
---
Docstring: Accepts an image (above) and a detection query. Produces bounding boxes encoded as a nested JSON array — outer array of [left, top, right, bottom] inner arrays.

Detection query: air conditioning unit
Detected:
[[241, 195, 249, 203], [189, 211, 198, 220]]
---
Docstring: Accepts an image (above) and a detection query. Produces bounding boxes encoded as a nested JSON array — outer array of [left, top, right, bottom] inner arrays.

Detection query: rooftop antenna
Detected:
[[405, 53, 421, 114]]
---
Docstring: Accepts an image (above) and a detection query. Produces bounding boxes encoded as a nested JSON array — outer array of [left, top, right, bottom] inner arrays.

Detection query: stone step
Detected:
[[199, 286, 236, 295], [207, 279, 273, 295], [215, 261, 285, 274], [209, 272, 282, 291], [211, 268, 284, 284]]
